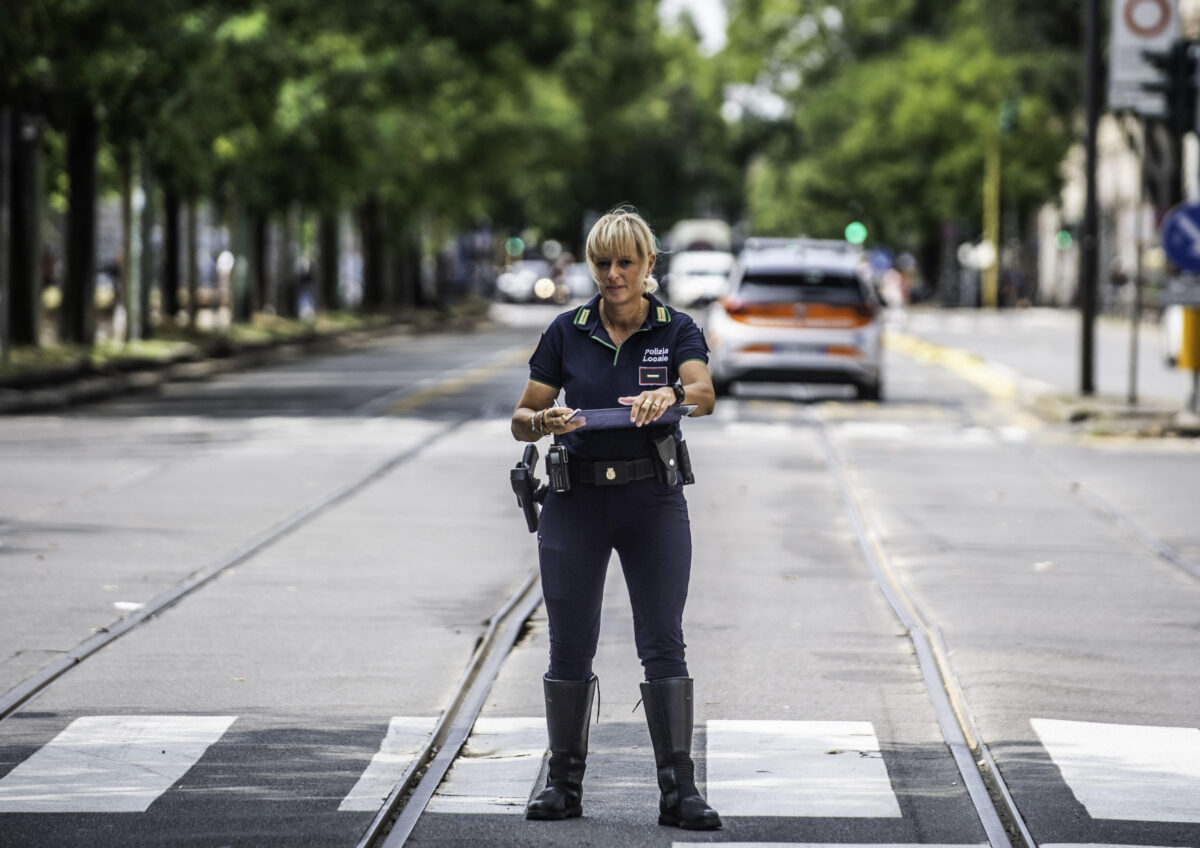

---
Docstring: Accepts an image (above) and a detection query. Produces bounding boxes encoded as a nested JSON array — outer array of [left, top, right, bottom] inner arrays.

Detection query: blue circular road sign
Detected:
[[1162, 203, 1200, 272]]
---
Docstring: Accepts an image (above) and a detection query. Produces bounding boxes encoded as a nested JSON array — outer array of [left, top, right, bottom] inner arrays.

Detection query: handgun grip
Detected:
[[511, 445, 541, 533]]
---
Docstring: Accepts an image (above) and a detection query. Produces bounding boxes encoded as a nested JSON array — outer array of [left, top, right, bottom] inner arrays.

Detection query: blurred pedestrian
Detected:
[[511, 206, 721, 830]]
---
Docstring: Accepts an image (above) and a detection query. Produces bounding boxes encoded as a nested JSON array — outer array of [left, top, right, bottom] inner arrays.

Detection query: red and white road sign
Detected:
[[1109, 0, 1180, 115]]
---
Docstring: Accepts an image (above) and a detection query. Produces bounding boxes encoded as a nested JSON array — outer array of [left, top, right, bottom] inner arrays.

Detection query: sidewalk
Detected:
[[0, 303, 490, 415], [889, 306, 1200, 437]]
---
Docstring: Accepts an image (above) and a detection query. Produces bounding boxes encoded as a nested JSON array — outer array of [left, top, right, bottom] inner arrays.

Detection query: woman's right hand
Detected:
[[538, 406, 586, 436]]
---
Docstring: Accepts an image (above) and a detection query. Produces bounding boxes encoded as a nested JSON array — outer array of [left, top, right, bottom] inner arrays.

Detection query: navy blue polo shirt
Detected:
[[528, 293, 709, 461]]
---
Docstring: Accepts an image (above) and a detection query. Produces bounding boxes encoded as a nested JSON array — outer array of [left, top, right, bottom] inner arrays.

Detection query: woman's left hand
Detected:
[[618, 387, 678, 427]]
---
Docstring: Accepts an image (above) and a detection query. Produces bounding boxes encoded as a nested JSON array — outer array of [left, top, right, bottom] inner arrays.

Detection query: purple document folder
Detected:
[[568, 405, 697, 430]]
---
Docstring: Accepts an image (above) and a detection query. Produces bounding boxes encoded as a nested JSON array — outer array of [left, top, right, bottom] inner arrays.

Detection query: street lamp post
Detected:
[[1081, 0, 1101, 396]]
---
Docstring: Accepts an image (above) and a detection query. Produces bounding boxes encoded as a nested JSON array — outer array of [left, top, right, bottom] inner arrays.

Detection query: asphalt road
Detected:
[[1, 303, 1198, 848]]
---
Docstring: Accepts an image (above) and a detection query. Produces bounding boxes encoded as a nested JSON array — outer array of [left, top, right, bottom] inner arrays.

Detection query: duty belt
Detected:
[[568, 457, 657, 486]]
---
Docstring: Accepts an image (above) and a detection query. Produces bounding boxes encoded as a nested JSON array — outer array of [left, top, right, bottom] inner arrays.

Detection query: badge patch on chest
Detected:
[[639, 366, 667, 386]]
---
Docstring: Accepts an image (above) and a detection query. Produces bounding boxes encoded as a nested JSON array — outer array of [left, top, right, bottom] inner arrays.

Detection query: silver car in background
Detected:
[[665, 250, 735, 307], [705, 238, 884, 399]]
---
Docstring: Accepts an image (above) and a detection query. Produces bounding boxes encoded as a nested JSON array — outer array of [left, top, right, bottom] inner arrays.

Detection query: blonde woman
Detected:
[[511, 206, 721, 830]]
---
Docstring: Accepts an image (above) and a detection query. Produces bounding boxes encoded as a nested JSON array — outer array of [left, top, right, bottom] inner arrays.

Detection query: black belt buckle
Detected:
[[594, 462, 629, 485]]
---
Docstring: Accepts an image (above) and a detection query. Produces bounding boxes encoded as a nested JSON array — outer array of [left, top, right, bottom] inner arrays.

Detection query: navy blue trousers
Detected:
[[537, 477, 692, 682]]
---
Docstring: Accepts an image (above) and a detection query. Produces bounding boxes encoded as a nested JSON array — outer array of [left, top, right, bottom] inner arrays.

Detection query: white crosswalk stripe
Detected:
[[1032, 718, 1200, 823], [0, 715, 235, 813], [7, 710, 1198, 842], [705, 719, 902, 818], [339, 716, 437, 812], [426, 717, 546, 814]]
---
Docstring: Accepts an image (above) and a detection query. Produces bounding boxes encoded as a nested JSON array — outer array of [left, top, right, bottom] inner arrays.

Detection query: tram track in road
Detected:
[[811, 407, 1034, 848], [806, 381, 1200, 847], [0, 341, 535, 725], [0, 419, 468, 724], [354, 570, 543, 848], [1023, 449, 1200, 583]]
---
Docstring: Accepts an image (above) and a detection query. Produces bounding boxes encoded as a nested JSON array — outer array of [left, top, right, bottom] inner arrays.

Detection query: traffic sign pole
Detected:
[[1182, 306, 1200, 412]]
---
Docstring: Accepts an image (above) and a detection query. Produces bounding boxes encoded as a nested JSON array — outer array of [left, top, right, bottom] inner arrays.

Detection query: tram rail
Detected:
[[1027, 450, 1200, 582], [0, 343, 536, 724], [5, 341, 1197, 846], [812, 409, 1034, 848], [0, 422, 468, 724], [355, 570, 542, 848]]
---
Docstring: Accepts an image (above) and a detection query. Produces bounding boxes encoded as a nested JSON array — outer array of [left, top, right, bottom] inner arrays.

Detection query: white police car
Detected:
[[705, 238, 884, 399]]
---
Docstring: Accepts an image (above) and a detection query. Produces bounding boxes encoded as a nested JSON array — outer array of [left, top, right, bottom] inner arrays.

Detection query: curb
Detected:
[[886, 329, 1197, 438], [0, 314, 490, 415]]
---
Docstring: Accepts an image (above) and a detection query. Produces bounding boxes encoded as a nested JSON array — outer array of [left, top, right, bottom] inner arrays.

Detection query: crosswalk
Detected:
[[0, 715, 235, 813], [1031, 718, 1200, 823], [706, 719, 900, 818], [2, 713, 1200, 842]]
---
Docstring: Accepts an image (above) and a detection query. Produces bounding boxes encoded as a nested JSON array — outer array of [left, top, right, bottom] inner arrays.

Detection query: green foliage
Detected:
[[8, 0, 1084, 285], [726, 0, 1082, 251]]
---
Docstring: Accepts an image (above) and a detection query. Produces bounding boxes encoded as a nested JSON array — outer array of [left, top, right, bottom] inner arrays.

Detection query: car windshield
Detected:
[[737, 271, 864, 304]]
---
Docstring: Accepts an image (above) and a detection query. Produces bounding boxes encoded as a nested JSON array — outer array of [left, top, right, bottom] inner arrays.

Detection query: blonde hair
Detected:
[[585, 205, 659, 294]]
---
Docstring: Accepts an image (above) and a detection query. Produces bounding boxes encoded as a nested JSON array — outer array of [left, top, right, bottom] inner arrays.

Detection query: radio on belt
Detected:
[[546, 443, 571, 493]]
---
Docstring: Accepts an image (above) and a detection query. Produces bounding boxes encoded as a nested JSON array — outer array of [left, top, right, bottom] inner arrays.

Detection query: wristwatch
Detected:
[[671, 378, 686, 405]]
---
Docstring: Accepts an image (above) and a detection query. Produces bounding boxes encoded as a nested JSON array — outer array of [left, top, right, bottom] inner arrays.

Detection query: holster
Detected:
[[653, 434, 696, 486]]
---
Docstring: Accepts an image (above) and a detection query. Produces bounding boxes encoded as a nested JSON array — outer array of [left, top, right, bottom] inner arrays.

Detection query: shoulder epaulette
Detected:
[[656, 305, 669, 323], [574, 307, 591, 326]]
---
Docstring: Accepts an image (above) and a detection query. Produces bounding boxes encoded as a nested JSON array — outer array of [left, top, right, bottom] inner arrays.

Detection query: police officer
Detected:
[[511, 207, 721, 830]]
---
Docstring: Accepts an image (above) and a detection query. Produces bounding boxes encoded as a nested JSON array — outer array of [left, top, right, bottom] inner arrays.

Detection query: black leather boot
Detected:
[[640, 677, 722, 830], [526, 675, 597, 820]]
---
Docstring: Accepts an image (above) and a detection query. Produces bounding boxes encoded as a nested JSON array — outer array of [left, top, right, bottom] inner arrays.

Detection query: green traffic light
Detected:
[[844, 221, 868, 245], [1055, 229, 1073, 250], [504, 237, 525, 258]]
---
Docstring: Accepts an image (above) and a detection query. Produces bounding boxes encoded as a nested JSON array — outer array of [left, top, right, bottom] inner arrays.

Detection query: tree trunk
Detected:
[[162, 186, 180, 325], [8, 107, 41, 346], [318, 212, 339, 311], [403, 229, 426, 308], [231, 202, 252, 323], [277, 208, 294, 317], [360, 196, 384, 311], [62, 103, 97, 345], [185, 202, 198, 327], [252, 212, 268, 314], [1, 104, 12, 360], [118, 145, 133, 341], [137, 152, 154, 339]]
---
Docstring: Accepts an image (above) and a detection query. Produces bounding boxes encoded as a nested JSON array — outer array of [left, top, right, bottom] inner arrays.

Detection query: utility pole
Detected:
[[982, 137, 1000, 308], [1081, 0, 1101, 396]]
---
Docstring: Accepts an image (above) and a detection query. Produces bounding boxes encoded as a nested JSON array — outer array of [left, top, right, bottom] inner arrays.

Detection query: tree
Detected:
[[724, 0, 1081, 285]]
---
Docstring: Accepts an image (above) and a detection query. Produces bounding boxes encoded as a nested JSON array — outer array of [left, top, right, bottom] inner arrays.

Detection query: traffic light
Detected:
[[1142, 40, 1198, 138], [844, 221, 868, 245]]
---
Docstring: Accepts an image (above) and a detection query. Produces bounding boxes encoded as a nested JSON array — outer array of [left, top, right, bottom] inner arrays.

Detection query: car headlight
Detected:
[[533, 277, 556, 300]]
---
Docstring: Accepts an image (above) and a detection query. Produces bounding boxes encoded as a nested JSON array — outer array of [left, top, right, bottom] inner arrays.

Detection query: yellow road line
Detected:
[[384, 346, 533, 414], [886, 330, 1017, 401]]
